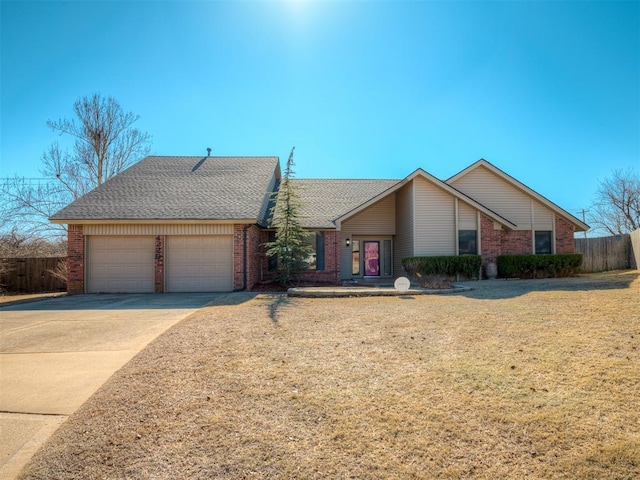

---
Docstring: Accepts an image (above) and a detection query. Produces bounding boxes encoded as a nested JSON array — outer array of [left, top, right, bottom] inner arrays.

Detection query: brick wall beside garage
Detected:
[[67, 224, 85, 294], [246, 225, 263, 290], [234, 224, 263, 291], [154, 235, 165, 293]]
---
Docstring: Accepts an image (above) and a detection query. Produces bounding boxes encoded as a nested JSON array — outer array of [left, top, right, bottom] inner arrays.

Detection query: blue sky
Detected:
[[1, 0, 638, 219]]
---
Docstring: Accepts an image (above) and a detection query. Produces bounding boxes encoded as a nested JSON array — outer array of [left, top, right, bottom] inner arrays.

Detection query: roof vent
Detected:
[[206, 147, 212, 156]]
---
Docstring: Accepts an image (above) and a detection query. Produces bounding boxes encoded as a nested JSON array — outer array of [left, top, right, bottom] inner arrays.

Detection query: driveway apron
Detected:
[[0, 293, 213, 480]]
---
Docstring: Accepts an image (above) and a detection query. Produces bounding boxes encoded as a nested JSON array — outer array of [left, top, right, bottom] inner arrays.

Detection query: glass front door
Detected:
[[363, 241, 380, 276]]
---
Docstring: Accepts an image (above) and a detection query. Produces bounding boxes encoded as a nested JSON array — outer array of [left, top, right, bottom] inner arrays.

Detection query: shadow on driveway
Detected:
[[0, 292, 260, 312]]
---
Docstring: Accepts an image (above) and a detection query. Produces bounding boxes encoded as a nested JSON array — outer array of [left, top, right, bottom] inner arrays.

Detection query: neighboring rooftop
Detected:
[[51, 156, 280, 222]]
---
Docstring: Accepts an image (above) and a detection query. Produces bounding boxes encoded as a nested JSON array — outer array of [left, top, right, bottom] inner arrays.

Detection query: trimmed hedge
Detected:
[[402, 255, 482, 279], [497, 254, 583, 279]]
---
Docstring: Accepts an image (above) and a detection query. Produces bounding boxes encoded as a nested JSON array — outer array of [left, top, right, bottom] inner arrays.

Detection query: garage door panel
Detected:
[[167, 236, 233, 292], [87, 236, 154, 293]]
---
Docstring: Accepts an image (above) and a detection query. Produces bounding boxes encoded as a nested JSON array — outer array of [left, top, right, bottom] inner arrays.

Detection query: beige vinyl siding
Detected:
[[449, 165, 532, 229], [413, 177, 456, 256], [340, 194, 396, 279], [458, 202, 477, 230], [394, 183, 414, 277], [341, 194, 396, 236], [339, 241, 352, 280], [533, 201, 554, 230], [83, 224, 234, 235]]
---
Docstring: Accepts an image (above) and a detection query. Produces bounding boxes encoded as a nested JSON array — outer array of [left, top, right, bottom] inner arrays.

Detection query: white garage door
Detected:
[[87, 236, 155, 293], [166, 236, 233, 292]]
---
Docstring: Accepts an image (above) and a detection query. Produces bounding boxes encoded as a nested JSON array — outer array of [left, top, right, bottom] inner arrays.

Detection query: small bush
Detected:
[[497, 254, 583, 279], [402, 255, 482, 280]]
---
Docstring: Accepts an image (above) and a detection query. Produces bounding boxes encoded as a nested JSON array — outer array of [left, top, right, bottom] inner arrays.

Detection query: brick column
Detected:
[[67, 225, 85, 294], [233, 224, 248, 290], [329, 230, 340, 284], [480, 215, 502, 265], [154, 235, 165, 293]]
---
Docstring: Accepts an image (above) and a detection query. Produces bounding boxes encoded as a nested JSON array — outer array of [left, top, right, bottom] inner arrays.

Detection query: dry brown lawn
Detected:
[[19, 272, 640, 479]]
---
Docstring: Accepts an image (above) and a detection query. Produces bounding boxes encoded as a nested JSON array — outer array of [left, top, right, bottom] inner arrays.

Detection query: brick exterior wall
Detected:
[[67, 224, 85, 294], [480, 215, 502, 265], [501, 230, 533, 256], [298, 230, 340, 284], [69, 218, 576, 292], [233, 224, 264, 290], [480, 214, 537, 267], [252, 230, 341, 288], [154, 235, 165, 293], [246, 225, 264, 290], [555, 216, 575, 254], [233, 225, 246, 290], [480, 214, 578, 277]]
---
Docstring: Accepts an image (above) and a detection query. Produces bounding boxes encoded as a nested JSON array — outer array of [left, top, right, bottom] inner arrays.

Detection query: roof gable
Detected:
[[269, 179, 400, 229], [447, 159, 589, 231], [335, 168, 517, 229]]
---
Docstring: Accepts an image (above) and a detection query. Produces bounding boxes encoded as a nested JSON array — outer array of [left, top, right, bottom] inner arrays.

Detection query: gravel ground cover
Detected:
[[19, 272, 640, 479]]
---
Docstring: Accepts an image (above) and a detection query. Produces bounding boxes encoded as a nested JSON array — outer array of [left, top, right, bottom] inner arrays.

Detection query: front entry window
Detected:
[[352, 240, 360, 276], [364, 241, 380, 276]]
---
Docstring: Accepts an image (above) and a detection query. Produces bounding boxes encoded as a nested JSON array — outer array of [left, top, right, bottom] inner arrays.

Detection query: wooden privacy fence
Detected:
[[0, 257, 66, 293], [575, 229, 639, 273], [632, 228, 640, 270]]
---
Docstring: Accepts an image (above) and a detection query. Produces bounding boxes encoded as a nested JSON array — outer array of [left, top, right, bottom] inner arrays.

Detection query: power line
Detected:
[[0, 177, 54, 185]]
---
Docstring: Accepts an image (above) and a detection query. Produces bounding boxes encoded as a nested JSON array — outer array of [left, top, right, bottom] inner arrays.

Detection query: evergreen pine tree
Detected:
[[266, 147, 313, 285]]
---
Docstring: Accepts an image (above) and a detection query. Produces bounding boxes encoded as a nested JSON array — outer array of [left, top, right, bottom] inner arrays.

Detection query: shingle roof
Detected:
[[51, 156, 280, 222], [285, 179, 400, 228]]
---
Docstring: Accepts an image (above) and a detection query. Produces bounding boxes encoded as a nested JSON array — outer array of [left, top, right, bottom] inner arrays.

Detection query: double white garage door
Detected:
[[87, 236, 233, 293]]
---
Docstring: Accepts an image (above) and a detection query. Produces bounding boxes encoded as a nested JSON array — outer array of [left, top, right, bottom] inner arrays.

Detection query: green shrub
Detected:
[[497, 254, 583, 279], [402, 255, 482, 279]]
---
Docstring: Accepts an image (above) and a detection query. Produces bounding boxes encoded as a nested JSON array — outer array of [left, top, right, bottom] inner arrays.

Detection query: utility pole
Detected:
[[580, 209, 588, 239]]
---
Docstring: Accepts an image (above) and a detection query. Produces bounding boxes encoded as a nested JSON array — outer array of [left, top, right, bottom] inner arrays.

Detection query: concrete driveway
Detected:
[[0, 293, 214, 479]]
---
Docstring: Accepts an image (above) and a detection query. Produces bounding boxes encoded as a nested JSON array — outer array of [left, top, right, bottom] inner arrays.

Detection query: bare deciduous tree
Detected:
[[588, 168, 640, 236], [48, 258, 68, 284], [1, 93, 152, 238], [0, 228, 66, 258]]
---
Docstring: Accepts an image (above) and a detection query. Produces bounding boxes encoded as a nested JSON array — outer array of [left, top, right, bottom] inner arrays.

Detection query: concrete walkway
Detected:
[[0, 293, 214, 480], [287, 284, 472, 297]]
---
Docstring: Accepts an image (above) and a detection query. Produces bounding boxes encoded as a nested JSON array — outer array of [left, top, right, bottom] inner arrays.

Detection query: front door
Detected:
[[364, 241, 380, 276]]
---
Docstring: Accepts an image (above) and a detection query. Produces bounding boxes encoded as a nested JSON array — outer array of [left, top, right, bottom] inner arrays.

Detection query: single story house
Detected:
[[51, 155, 588, 293]]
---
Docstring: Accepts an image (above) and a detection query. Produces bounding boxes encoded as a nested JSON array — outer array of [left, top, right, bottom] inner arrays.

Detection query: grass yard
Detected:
[[19, 272, 640, 479]]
